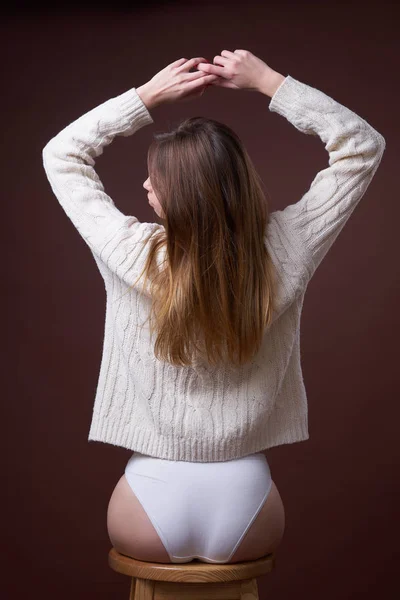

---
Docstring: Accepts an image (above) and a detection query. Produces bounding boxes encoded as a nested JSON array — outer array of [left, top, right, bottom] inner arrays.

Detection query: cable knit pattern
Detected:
[[42, 75, 386, 462]]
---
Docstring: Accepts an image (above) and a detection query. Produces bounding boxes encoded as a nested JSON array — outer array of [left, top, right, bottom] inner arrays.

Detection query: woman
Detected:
[[42, 50, 385, 564], [107, 51, 287, 564]]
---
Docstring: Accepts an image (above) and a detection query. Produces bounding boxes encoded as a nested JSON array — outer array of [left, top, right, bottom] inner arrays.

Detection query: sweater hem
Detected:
[[87, 416, 309, 462]]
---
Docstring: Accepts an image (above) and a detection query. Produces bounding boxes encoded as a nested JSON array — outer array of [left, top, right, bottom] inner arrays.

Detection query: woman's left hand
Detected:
[[143, 57, 219, 106]]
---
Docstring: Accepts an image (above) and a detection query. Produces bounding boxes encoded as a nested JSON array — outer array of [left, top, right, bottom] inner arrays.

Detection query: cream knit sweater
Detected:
[[42, 75, 385, 462]]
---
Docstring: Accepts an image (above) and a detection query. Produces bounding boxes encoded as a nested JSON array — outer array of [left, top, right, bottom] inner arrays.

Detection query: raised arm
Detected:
[[199, 51, 386, 279], [42, 88, 160, 289], [265, 75, 386, 278]]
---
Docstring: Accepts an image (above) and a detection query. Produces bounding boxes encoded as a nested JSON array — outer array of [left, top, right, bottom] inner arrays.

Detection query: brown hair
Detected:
[[129, 116, 277, 368]]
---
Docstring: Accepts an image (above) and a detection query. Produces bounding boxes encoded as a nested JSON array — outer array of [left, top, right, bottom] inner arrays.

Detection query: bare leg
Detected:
[[107, 474, 171, 563], [226, 480, 285, 563]]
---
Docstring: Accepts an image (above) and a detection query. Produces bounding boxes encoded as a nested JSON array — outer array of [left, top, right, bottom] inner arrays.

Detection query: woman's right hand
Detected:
[[197, 49, 278, 93]]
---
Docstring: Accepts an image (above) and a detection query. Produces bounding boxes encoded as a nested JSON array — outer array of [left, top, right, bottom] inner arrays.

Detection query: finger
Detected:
[[186, 69, 215, 82], [204, 76, 238, 89], [187, 74, 219, 90], [197, 62, 228, 78], [179, 57, 208, 71], [171, 57, 188, 67], [213, 54, 230, 67], [220, 49, 237, 59]]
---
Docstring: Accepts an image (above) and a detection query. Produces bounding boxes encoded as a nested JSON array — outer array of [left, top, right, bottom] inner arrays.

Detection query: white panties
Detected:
[[124, 451, 272, 564]]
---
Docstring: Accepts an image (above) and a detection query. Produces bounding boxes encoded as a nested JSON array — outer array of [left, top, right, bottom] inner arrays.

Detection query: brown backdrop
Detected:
[[6, 0, 398, 598]]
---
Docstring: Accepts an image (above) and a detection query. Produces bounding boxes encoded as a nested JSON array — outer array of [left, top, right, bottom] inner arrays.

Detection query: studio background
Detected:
[[6, 1, 398, 598]]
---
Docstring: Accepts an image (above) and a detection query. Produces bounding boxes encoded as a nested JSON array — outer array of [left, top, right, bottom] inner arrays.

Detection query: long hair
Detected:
[[129, 116, 278, 368]]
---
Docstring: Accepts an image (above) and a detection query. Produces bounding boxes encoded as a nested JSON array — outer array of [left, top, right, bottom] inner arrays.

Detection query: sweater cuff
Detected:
[[269, 75, 307, 114], [113, 86, 155, 130]]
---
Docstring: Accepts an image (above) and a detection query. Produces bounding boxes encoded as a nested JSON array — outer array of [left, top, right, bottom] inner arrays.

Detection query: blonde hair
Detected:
[[129, 116, 277, 368]]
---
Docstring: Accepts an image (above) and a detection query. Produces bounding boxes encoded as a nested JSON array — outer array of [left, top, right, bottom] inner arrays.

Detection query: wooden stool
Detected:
[[108, 546, 276, 599]]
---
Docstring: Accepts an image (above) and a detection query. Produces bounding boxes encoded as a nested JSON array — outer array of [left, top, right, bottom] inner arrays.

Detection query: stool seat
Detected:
[[109, 547, 276, 599]]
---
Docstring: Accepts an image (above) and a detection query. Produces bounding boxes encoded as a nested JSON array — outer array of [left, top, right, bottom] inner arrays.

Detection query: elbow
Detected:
[[376, 134, 386, 162], [369, 131, 386, 163], [42, 136, 58, 158], [371, 133, 386, 170], [42, 142, 52, 160], [42, 145, 49, 168], [375, 131, 386, 152], [42, 140, 57, 172]]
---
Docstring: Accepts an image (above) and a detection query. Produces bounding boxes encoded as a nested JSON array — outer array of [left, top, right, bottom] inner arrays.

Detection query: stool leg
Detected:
[[133, 578, 155, 600], [240, 577, 259, 600], [129, 577, 136, 599]]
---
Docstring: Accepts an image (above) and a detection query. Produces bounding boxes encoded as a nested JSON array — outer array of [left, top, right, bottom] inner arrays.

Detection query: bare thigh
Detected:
[[226, 480, 286, 563], [107, 474, 171, 563], [107, 474, 285, 564]]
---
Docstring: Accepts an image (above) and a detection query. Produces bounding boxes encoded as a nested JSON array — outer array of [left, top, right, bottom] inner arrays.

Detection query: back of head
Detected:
[[133, 116, 277, 368]]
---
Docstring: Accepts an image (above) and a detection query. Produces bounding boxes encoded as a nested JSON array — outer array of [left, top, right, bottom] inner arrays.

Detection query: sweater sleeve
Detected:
[[268, 75, 386, 279], [42, 87, 159, 284]]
